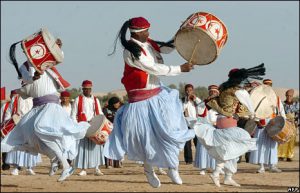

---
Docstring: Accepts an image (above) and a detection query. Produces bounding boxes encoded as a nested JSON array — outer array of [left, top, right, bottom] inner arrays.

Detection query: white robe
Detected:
[[1, 69, 90, 161]]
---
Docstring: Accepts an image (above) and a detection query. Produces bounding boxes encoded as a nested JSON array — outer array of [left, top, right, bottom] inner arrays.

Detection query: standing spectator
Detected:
[[59, 90, 73, 166], [60, 91, 72, 117], [102, 96, 123, 168], [249, 79, 286, 173], [182, 84, 202, 164], [72, 80, 105, 176], [0, 90, 18, 171], [278, 89, 299, 162]]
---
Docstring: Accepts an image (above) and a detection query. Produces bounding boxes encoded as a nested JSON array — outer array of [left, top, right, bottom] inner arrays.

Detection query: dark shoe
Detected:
[[186, 162, 192, 165], [287, 158, 293, 162], [278, 157, 284, 161], [2, 164, 10, 170]]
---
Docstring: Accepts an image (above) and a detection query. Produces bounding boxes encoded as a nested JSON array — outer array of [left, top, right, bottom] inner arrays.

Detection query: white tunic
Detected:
[[123, 38, 181, 90], [71, 95, 103, 122], [183, 96, 203, 118], [62, 103, 72, 117], [18, 69, 59, 98], [4, 96, 33, 121]]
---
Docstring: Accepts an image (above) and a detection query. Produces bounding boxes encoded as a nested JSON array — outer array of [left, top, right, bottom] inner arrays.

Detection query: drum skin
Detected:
[[250, 85, 277, 119], [86, 114, 113, 145], [175, 12, 228, 65], [265, 116, 295, 144]]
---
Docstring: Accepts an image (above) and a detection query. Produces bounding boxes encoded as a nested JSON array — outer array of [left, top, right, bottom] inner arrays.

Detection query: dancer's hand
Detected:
[[33, 71, 41, 81], [180, 62, 194, 72]]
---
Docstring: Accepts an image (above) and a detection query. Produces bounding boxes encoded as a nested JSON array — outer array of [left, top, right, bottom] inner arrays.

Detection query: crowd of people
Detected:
[[1, 16, 299, 189]]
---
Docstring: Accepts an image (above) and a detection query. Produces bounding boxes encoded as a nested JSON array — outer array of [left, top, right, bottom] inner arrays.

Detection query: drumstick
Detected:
[[189, 39, 201, 64]]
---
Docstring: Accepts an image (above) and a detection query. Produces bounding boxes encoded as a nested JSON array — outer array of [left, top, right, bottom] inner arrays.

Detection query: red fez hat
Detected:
[[129, 17, 150, 32], [185, 84, 194, 90], [228, 68, 239, 77], [61, 91, 70, 97], [263, 79, 272, 84], [82, 80, 93, 88], [10, 89, 18, 95]]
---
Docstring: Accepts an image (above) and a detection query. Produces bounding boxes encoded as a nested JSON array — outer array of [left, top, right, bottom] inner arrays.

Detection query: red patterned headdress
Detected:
[[129, 17, 150, 33]]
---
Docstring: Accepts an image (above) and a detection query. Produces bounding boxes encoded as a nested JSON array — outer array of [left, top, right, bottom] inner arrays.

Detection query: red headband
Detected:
[[129, 17, 150, 32], [208, 85, 219, 91]]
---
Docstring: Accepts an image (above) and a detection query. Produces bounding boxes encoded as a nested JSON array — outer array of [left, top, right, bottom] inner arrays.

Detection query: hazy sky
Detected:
[[1, 1, 299, 93]]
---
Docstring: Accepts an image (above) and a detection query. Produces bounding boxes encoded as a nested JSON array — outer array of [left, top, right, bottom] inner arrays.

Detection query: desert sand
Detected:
[[1, 144, 299, 192]]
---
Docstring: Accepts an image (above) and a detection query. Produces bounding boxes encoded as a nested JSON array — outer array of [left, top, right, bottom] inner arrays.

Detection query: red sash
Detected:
[[77, 95, 100, 122], [50, 66, 71, 89], [128, 87, 161, 103]]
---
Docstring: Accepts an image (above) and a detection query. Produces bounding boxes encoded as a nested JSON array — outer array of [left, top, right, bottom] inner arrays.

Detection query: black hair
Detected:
[[154, 39, 175, 49], [220, 63, 266, 91], [109, 19, 142, 60], [109, 19, 175, 60], [9, 41, 23, 79]]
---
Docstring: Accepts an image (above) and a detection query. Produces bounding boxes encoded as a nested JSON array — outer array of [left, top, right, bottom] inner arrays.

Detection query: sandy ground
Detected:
[[1, 145, 299, 192]]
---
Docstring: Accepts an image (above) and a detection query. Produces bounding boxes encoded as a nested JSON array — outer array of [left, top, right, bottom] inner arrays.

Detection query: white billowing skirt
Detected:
[[1, 103, 90, 160], [190, 117, 257, 161], [103, 86, 195, 169]]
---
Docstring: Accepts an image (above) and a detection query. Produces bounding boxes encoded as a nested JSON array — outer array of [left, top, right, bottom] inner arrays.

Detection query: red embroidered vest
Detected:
[[121, 39, 161, 92]]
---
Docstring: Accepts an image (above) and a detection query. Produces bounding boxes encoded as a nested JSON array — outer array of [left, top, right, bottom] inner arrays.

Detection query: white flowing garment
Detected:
[[1, 69, 90, 160]]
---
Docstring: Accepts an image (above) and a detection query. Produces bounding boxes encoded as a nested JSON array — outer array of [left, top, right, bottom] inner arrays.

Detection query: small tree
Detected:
[[123, 94, 128, 104], [178, 82, 187, 98], [168, 84, 177, 90], [98, 92, 119, 106], [194, 86, 209, 100], [67, 87, 81, 100]]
